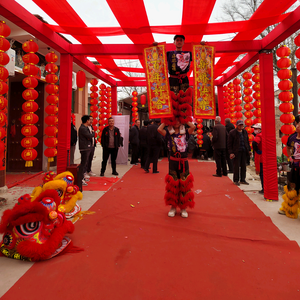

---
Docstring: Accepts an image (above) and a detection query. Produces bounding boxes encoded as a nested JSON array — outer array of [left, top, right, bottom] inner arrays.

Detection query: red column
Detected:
[[259, 51, 278, 200], [57, 54, 73, 174], [217, 86, 225, 125], [111, 85, 117, 115]]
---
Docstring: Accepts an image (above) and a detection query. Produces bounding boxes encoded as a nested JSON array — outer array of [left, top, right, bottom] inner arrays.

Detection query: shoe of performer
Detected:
[[82, 179, 88, 186], [180, 209, 188, 218], [84, 173, 90, 179], [153, 171, 160, 174], [100, 172, 104, 177], [144, 169, 149, 173], [88, 171, 97, 176], [112, 171, 119, 176], [278, 209, 286, 215], [213, 174, 222, 177], [259, 190, 264, 194], [240, 181, 249, 185], [84, 178, 90, 182], [168, 206, 176, 217], [234, 181, 240, 186]]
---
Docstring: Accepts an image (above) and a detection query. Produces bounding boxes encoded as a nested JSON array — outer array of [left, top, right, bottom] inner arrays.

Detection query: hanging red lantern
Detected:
[[45, 84, 59, 95], [45, 63, 58, 74], [22, 53, 39, 65], [0, 81, 8, 95], [0, 52, 9, 66], [21, 137, 39, 148], [276, 45, 291, 57], [22, 77, 38, 89], [141, 94, 147, 107], [0, 21, 11, 37], [45, 52, 58, 63], [76, 71, 86, 91], [45, 126, 58, 137], [277, 57, 291, 69], [0, 66, 8, 81]]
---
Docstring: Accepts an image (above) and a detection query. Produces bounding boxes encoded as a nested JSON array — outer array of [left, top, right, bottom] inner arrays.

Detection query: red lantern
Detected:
[[0, 112, 6, 126], [22, 53, 39, 65], [45, 126, 58, 136], [281, 124, 295, 135], [45, 137, 58, 148], [0, 96, 8, 110], [0, 127, 6, 139], [0, 66, 9, 81], [21, 137, 39, 148], [0, 21, 11, 37], [243, 72, 252, 80], [45, 74, 59, 84], [279, 91, 293, 102], [0, 81, 8, 95], [90, 85, 98, 92], [277, 57, 291, 69], [45, 63, 58, 74], [46, 95, 59, 104], [280, 114, 295, 124], [45, 52, 58, 63], [277, 69, 292, 80], [22, 89, 39, 101], [281, 135, 289, 145], [244, 88, 253, 96], [21, 125, 38, 136], [279, 102, 294, 113], [45, 105, 58, 115], [0, 52, 9, 66], [44, 148, 57, 158], [252, 65, 260, 73], [22, 77, 38, 89], [243, 80, 252, 88], [23, 64, 39, 76], [21, 113, 39, 125], [45, 84, 59, 95], [141, 95, 146, 107], [22, 40, 38, 53], [276, 46, 291, 57], [244, 96, 253, 103]]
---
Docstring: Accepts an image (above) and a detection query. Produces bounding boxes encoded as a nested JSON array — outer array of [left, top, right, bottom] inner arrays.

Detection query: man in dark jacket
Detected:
[[139, 120, 149, 169], [212, 116, 228, 177], [129, 119, 140, 165], [225, 118, 235, 173], [144, 119, 161, 173], [78, 115, 95, 186], [227, 119, 251, 185], [100, 117, 121, 176], [70, 119, 77, 165]]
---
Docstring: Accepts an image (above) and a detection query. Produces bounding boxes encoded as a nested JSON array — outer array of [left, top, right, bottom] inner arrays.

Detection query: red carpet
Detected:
[[83, 176, 119, 191], [2, 161, 300, 300], [6, 171, 43, 188]]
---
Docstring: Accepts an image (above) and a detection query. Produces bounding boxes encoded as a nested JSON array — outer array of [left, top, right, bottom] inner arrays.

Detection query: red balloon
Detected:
[[22, 77, 38, 89], [45, 52, 58, 63]]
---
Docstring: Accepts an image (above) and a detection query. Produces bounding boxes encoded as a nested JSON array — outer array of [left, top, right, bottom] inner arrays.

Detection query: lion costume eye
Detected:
[[15, 222, 41, 237], [56, 189, 63, 197]]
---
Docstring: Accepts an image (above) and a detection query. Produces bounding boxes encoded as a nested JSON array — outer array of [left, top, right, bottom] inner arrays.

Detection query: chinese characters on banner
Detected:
[[193, 45, 216, 119], [144, 44, 173, 119]]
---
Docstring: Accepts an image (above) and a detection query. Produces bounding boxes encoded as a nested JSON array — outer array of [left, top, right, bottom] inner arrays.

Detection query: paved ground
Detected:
[[0, 148, 300, 298]]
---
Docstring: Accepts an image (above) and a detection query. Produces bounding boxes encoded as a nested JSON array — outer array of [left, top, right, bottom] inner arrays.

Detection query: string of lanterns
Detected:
[[242, 72, 254, 144], [21, 40, 40, 167], [233, 78, 242, 125], [196, 118, 203, 147], [90, 79, 99, 143], [98, 84, 108, 143], [276, 45, 295, 157], [296, 35, 300, 116], [106, 86, 112, 118], [132, 91, 138, 123], [223, 85, 230, 119], [0, 21, 10, 157], [227, 82, 235, 123], [252, 65, 261, 125], [44, 51, 59, 164]]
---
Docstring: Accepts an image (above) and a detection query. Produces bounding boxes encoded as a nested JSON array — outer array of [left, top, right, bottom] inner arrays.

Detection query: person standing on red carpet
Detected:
[[158, 118, 195, 218]]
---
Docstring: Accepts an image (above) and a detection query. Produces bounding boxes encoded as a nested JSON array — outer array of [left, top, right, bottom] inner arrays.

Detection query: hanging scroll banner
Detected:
[[193, 44, 216, 119], [144, 43, 173, 119]]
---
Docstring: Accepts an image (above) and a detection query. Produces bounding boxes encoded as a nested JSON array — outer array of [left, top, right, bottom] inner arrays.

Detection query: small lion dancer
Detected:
[[156, 34, 196, 218]]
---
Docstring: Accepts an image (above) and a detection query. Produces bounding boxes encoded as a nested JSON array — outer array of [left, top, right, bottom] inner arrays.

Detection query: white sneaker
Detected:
[[84, 178, 90, 182], [180, 209, 188, 218], [168, 206, 176, 217], [88, 172, 97, 176], [84, 173, 90, 179], [82, 179, 88, 186]]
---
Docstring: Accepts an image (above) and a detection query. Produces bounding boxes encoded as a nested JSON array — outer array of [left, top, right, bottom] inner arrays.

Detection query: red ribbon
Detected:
[[170, 152, 188, 173]]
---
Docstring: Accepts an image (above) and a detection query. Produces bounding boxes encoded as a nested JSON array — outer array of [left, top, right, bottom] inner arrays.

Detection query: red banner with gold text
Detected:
[[144, 44, 173, 119], [193, 44, 216, 119]]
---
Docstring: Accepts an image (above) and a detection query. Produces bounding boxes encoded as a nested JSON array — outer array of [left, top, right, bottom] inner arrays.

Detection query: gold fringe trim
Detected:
[[72, 210, 95, 223]]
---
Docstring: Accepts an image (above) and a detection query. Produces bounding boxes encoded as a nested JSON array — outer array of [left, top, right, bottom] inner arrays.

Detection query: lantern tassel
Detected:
[[25, 161, 33, 167]]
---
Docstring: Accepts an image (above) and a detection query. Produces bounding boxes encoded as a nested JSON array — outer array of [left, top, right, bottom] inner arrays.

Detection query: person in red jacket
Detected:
[[252, 123, 263, 194]]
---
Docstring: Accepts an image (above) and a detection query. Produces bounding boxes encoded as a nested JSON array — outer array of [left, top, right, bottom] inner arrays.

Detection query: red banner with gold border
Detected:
[[144, 44, 173, 119], [193, 44, 216, 119]]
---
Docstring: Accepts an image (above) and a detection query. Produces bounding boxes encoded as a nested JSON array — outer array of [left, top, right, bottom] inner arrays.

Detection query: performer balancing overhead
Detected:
[[156, 34, 195, 218]]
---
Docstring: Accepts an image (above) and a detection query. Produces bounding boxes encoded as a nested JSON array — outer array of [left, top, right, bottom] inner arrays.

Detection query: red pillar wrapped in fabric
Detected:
[[132, 91, 138, 123], [233, 78, 242, 126], [90, 79, 99, 143], [57, 54, 72, 174], [259, 51, 278, 201], [276, 46, 295, 158], [44, 51, 59, 166], [0, 20, 10, 186], [242, 72, 254, 145], [252, 65, 261, 125], [21, 40, 39, 167]]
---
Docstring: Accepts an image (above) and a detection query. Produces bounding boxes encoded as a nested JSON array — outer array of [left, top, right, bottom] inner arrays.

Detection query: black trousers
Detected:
[[144, 146, 160, 172], [233, 150, 247, 182], [101, 147, 118, 173], [259, 162, 264, 190], [214, 148, 227, 176], [131, 143, 139, 164], [79, 149, 91, 179], [226, 149, 233, 172], [140, 145, 148, 168], [86, 147, 95, 173]]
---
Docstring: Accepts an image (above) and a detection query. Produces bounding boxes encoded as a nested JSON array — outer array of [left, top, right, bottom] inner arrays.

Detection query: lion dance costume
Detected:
[[161, 46, 195, 212]]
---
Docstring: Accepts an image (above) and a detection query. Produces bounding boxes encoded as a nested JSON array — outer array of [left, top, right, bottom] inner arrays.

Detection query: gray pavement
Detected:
[[0, 151, 300, 297]]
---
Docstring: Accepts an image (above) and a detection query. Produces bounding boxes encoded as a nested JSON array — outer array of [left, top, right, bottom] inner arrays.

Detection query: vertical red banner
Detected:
[[193, 44, 216, 119], [144, 44, 173, 119]]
